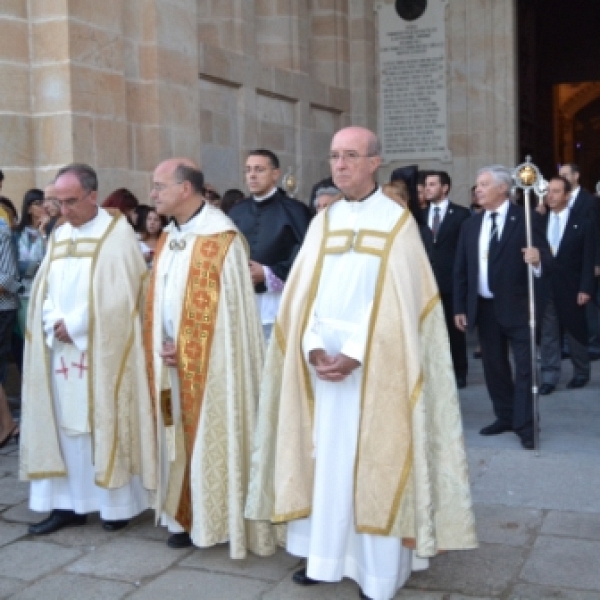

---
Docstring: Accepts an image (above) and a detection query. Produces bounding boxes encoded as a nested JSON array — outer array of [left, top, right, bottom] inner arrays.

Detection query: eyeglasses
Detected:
[[327, 152, 376, 164], [151, 181, 182, 193], [56, 191, 92, 209]]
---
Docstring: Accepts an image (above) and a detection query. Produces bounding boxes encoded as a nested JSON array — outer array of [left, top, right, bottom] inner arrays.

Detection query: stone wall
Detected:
[[0, 0, 515, 209]]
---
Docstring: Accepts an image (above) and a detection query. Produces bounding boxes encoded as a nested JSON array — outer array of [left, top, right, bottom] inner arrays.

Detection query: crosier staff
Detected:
[[512, 156, 545, 455]]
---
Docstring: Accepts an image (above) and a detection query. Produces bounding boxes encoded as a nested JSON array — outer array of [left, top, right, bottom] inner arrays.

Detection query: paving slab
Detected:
[[11, 574, 134, 600], [0, 480, 28, 506], [405, 542, 525, 596], [124, 515, 170, 543], [129, 568, 271, 600], [520, 536, 600, 591], [180, 544, 299, 582], [541, 511, 600, 541], [473, 505, 542, 547], [0, 576, 25, 599], [67, 537, 191, 583], [0, 541, 82, 581], [470, 451, 600, 512], [510, 583, 600, 599], [1, 501, 47, 525], [263, 577, 361, 599], [0, 521, 27, 548]]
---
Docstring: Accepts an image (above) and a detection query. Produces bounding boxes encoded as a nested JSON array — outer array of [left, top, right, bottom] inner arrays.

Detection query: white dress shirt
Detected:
[[478, 200, 510, 298], [427, 198, 449, 231], [546, 207, 569, 256], [568, 187, 580, 210]]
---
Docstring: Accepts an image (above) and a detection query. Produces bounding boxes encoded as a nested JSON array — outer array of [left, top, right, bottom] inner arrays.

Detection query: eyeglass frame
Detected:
[[151, 181, 183, 193], [327, 152, 378, 164], [55, 190, 94, 209]]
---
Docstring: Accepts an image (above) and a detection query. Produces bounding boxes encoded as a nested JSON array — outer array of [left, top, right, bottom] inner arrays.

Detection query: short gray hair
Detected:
[[367, 134, 382, 157], [477, 165, 513, 196], [55, 163, 98, 193], [315, 186, 340, 198]]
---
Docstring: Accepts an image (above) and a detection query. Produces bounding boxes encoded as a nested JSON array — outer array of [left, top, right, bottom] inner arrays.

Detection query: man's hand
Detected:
[[312, 351, 360, 382], [578, 292, 591, 306], [53, 319, 73, 344], [160, 340, 177, 367], [249, 260, 265, 285], [454, 314, 468, 332], [522, 247, 540, 267]]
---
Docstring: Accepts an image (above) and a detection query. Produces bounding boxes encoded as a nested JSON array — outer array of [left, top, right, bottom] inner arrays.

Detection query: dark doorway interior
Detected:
[[517, 0, 600, 189]]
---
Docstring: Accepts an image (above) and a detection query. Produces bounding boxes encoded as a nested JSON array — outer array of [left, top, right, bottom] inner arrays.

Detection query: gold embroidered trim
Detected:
[[323, 229, 354, 254], [28, 470, 68, 479], [420, 294, 441, 328], [274, 321, 286, 355], [175, 232, 235, 531], [298, 213, 331, 422], [86, 212, 122, 462], [354, 208, 411, 534], [272, 507, 311, 523], [354, 229, 389, 257]]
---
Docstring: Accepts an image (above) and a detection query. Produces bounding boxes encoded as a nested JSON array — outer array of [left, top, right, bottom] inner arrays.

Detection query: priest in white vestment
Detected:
[[246, 128, 477, 600], [145, 158, 275, 558], [21, 164, 156, 535]]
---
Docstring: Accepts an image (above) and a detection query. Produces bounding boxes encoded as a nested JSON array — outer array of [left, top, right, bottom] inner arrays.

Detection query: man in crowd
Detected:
[[246, 127, 477, 600], [146, 158, 274, 558], [229, 149, 311, 340], [314, 185, 340, 212], [558, 163, 600, 359], [454, 165, 551, 450], [539, 176, 595, 394], [422, 171, 470, 388], [22, 163, 156, 534]]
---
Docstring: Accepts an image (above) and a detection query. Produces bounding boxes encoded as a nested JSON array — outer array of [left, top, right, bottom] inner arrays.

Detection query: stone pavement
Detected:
[[1, 343, 599, 599]]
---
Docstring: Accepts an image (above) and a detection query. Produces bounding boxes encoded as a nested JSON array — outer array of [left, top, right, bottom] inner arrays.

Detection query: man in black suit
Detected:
[[558, 163, 600, 358], [422, 171, 470, 387], [229, 149, 311, 340], [454, 165, 551, 450], [539, 176, 595, 394]]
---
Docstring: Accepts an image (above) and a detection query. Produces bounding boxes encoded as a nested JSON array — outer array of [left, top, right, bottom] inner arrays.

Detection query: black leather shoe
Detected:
[[292, 568, 320, 586], [359, 589, 374, 599], [456, 376, 467, 389], [479, 420, 512, 436], [520, 437, 534, 450], [28, 510, 87, 535], [566, 376, 589, 389], [539, 383, 555, 395], [102, 519, 129, 532], [167, 532, 193, 548]]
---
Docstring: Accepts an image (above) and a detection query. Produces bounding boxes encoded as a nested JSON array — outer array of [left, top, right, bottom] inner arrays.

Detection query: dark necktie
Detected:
[[488, 212, 499, 293], [431, 206, 441, 241]]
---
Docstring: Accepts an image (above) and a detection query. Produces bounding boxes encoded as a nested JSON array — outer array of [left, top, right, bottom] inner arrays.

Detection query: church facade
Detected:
[[0, 0, 516, 205]]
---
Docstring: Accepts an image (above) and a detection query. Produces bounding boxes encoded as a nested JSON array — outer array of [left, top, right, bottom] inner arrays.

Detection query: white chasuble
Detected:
[[27, 208, 152, 519]]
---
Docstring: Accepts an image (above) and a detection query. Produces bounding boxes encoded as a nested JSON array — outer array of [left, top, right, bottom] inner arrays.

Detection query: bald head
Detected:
[[151, 157, 205, 221], [330, 127, 382, 201]]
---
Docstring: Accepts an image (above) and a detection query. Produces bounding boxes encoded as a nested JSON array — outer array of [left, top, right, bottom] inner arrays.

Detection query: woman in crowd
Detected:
[[138, 207, 166, 267], [102, 187, 139, 223], [16, 190, 46, 339], [220, 188, 244, 215]]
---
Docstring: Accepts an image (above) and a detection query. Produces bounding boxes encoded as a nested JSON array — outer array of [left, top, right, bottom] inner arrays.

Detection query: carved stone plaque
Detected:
[[377, 0, 451, 163]]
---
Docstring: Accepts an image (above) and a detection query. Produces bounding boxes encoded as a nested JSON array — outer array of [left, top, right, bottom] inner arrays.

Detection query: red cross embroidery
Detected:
[[55, 356, 69, 380], [71, 352, 88, 378]]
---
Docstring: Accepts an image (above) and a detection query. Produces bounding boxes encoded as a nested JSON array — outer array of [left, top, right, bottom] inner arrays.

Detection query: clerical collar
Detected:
[[346, 186, 378, 203], [170, 202, 204, 230], [253, 188, 278, 203]]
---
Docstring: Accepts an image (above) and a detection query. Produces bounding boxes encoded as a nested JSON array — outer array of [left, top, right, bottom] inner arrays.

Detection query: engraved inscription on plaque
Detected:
[[377, 0, 451, 163], [395, 0, 427, 22]]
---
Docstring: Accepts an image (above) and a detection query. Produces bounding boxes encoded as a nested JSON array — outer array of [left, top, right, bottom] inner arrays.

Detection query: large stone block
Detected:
[[31, 63, 71, 113], [31, 20, 70, 63], [71, 65, 126, 118], [0, 64, 30, 112], [68, 0, 122, 32], [33, 113, 73, 165], [133, 125, 161, 172], [94, 118, 129, 168], [0, 0, 27, 19], [0, 115, 33, 168], [0, 19, 29, 63], [69, 20, 124, 71], [71, 114, 95, 165], [29, 0, 68, 20]]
